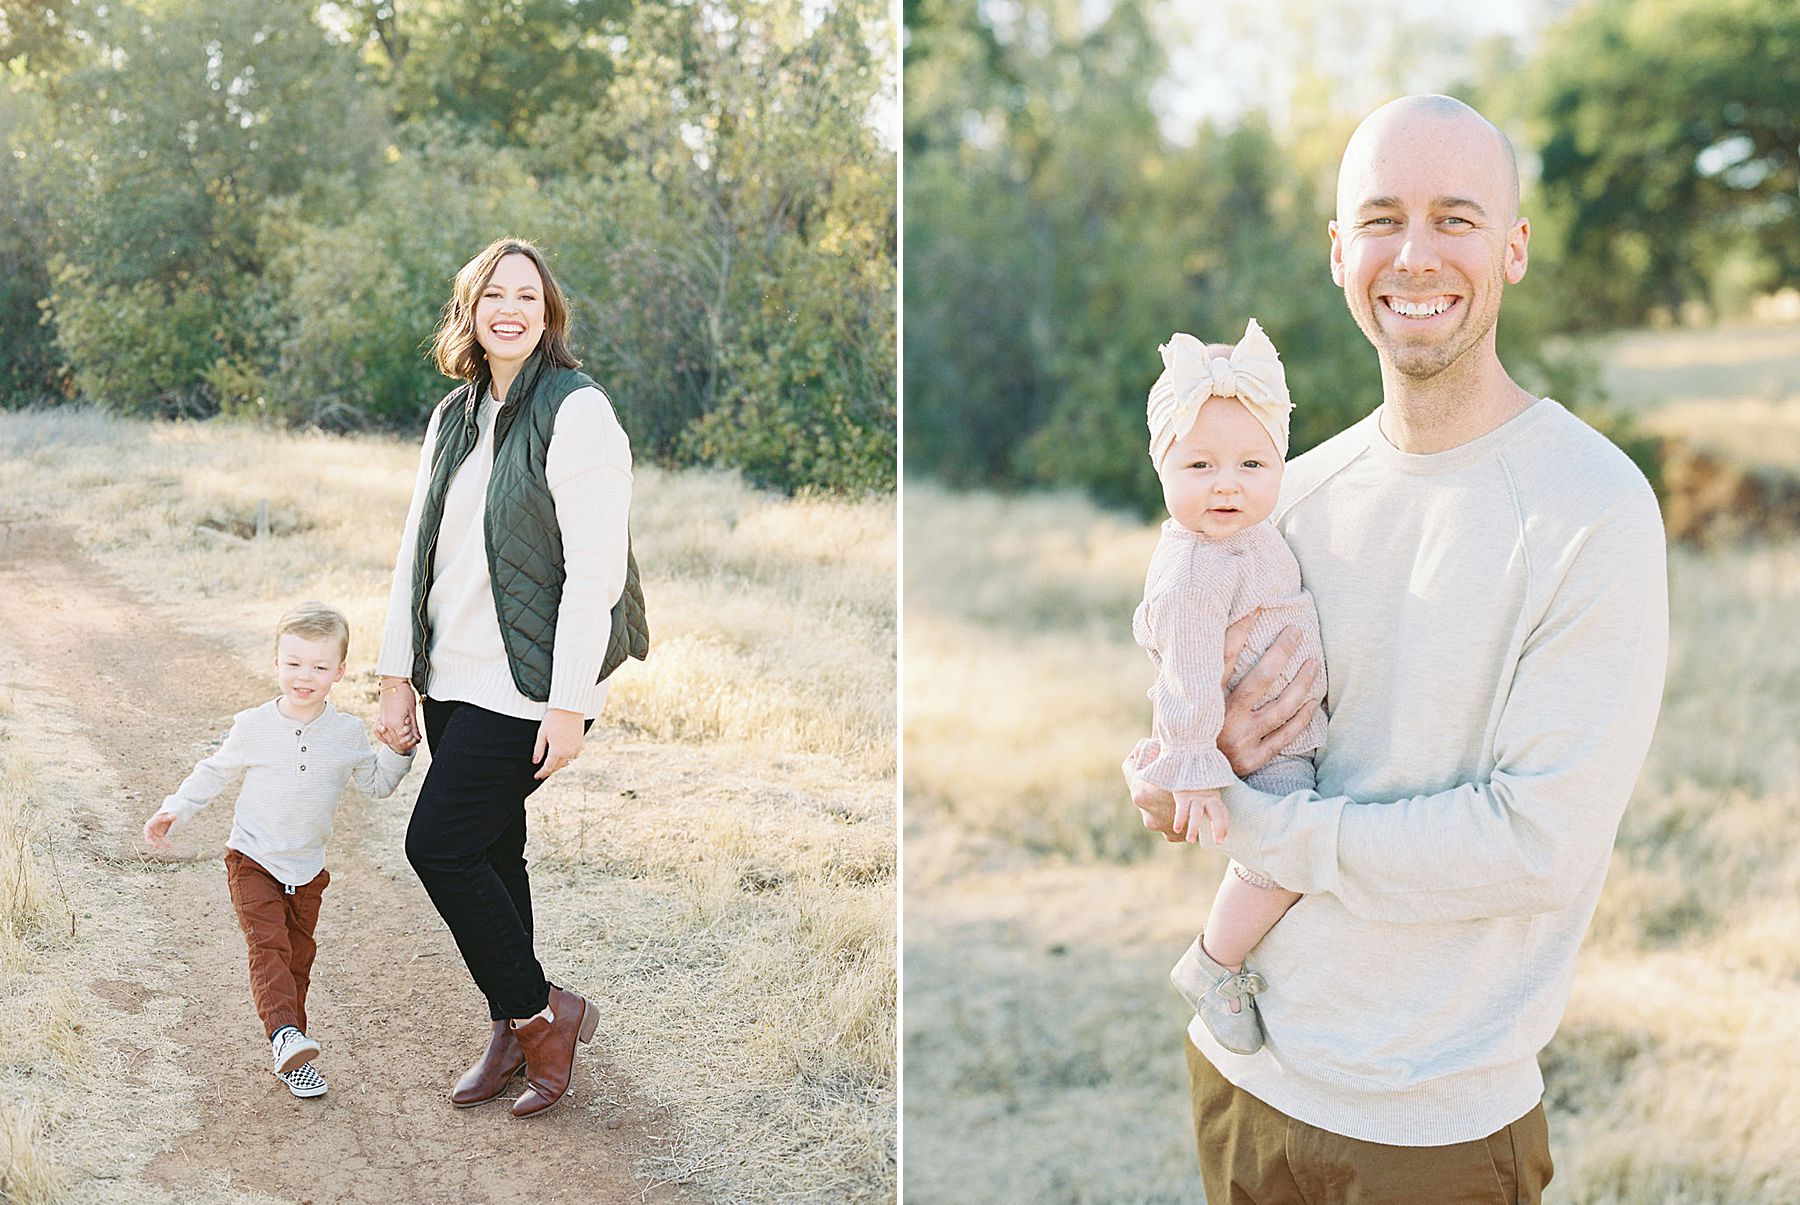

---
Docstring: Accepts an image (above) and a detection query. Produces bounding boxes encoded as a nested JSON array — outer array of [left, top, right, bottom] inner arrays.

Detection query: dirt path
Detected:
[[0, 519, 685, 1204]]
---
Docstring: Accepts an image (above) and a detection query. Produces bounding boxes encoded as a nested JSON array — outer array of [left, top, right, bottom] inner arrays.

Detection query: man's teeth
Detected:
[[1387, 297, 1453, 318]]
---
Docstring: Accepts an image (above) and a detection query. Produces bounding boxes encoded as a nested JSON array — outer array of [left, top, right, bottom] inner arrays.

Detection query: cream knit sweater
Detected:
[[376, 385, 632, 720], [1188, 399, 1668, 1145]]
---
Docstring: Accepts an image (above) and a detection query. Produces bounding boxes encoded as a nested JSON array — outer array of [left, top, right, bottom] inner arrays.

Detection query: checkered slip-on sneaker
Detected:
[[275, 1061, 328, 1098], [271, 1026, 322, 1074]]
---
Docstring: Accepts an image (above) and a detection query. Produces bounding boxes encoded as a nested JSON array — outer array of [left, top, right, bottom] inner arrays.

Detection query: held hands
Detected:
[[1121, 743, 1184, 843], [142, 812, 175, 849], [1119, 766, 1225, 846], [532, 708, 586, 781], [375, 678, 420, 753], [1173, 788, 1227, 845]]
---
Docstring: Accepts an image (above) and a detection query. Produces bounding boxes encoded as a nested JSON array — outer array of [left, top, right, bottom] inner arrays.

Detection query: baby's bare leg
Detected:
[[1202, 862, 1301, 970]]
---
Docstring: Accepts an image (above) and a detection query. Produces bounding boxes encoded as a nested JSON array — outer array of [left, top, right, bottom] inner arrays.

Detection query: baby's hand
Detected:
[[142, 812, 176, 849], [1172, 789, 1227, 845]]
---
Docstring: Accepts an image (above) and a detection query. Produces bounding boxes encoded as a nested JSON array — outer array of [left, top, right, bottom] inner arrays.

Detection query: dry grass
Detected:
[[0, 410, 895, 781], [903, 322, 1800, 1202], [1595, 319, 1800, 412], [0, 1102, 64, 1205], [0, 745, 54, 973], [0, 672, 206, 1203], [902, 489, 1157, 862], [1589, 317, 1800, 471], [0, 407, 896, 1203], [0, 722, 67, 1205]]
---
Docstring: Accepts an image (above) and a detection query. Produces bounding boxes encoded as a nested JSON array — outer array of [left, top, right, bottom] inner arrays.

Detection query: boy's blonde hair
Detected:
[[276, 602, 350, 662]]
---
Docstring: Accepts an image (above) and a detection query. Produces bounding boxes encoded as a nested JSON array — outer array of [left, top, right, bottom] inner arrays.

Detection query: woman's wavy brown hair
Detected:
[[430, 237, 581, 386]]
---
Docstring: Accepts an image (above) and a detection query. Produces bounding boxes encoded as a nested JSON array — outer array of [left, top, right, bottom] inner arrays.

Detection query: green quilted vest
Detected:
[[408, 350, 649, 702]]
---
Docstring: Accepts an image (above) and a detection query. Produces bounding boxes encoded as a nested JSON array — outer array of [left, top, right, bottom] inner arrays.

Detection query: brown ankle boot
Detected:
[[509, 985, 598, 1118], [449, 1019, 527, 1107]]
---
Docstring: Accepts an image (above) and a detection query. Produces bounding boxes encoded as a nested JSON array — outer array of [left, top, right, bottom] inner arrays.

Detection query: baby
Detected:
[[143, 602, 414, 1097], [1129, 318, 1328, 1055]]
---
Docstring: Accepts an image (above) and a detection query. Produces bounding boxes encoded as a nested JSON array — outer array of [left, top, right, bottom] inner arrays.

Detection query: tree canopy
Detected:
[[903, 0, 1787, 511], [1521, 0, 1799, 328], [0, 0, 895, 493]]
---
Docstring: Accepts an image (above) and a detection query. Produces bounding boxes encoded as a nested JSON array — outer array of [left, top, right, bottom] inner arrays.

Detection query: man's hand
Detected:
[[1122, 745, 1184, 842], [532, 708, 586, 780], [1218, 616, 1321, 778]]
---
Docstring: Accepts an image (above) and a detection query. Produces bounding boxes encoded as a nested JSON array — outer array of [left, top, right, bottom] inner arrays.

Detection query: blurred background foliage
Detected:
[[903, 0, 1798, 513], [0, 0, 895, 493]]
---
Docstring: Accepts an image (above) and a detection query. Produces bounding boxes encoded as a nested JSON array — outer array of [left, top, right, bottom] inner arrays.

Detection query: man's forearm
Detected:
[[1219, 509, 1669, 924]]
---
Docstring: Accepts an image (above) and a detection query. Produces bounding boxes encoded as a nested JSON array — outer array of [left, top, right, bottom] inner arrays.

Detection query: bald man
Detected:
[[1128, 96, 1668, 1202]]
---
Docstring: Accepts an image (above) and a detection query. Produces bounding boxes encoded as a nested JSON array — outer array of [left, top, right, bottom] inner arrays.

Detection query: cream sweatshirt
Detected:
[[1186, 399, 1668, 1145], [377, 385, 633, 720]]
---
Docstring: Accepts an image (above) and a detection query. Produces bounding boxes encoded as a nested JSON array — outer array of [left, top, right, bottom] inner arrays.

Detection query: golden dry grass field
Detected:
[[903, 319, 1800, 1204], [0, 409, 895, 1204]]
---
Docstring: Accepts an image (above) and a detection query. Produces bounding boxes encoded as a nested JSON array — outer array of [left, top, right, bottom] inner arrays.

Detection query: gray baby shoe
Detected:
[[1170, 936, 1267, 1055]]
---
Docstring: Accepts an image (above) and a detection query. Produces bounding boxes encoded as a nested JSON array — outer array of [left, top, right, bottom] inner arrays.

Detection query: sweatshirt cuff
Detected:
[[1219, 780, 1343, 898], [547, 668, 605, 716], [158, 797, 201, 829], [1138, 745, 1236, 793], [375, 742, 415, 769], [375, 644, 415, 682]]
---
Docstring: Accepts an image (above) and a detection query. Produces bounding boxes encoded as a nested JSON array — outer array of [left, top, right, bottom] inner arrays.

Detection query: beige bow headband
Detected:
[[1147, 318, 1294, 466]]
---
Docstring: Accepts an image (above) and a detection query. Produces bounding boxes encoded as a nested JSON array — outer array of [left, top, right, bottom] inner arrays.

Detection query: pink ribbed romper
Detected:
[[1132, 518, 1328, 815]]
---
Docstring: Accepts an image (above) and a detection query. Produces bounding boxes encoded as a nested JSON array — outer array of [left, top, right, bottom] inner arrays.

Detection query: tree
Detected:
[[0, 84, 64, 403], [1526, 0, 1800, 328], [10, 0, 387, 412], [537, 0, 896, 491], [903, 0, 1381, 512], [325, 0, 632, 145]]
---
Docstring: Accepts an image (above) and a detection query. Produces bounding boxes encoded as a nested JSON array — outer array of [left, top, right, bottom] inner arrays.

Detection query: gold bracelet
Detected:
[[380, 682, 410, 693]]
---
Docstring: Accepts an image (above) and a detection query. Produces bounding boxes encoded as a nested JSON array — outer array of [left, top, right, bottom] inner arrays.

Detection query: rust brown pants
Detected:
[[225, 849, 329, 1038], [1186, 1038, 1554, 1204]]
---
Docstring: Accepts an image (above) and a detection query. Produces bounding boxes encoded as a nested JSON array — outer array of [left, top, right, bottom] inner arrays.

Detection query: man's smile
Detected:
[[1380, 294, 1461, 321]]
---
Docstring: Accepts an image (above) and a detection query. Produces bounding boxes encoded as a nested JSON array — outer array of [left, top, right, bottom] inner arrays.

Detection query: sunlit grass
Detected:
[[0, 725, 79, 1205], [903, 477, 1800, 1202], [0, 748, 52, 974], [0, 406, 896, 1204], [0, 1102, 64, 1205], [1589, 318, 1800, 471], [0, 411, 896, 779]]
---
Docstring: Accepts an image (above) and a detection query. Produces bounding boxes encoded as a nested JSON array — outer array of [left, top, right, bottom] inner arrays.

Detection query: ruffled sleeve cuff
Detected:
[[1136, 743, 1237, 793]]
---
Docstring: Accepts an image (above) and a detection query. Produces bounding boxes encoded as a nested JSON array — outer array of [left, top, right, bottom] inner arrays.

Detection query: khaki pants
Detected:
[[1186, 1038, 1553, 1204], [225, 849, 329, 1038]]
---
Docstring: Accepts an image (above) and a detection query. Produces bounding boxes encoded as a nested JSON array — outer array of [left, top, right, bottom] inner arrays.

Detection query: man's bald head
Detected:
[[1336, 95, 1520, 225]]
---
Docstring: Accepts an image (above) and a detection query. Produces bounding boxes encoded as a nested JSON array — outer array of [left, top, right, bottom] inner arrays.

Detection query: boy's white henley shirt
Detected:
[[156, 699, 414, 888]]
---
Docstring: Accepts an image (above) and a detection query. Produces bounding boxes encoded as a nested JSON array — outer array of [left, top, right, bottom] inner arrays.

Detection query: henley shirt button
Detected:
[[299, 765, 307, 771], [300, 746, 307, 752]]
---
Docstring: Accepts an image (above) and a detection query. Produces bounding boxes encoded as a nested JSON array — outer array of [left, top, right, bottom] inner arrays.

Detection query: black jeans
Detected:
[[408, 698, 588, 1021]]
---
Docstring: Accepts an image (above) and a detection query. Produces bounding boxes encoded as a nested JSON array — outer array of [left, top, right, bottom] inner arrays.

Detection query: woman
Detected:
[[375, 236, 647, 1118]]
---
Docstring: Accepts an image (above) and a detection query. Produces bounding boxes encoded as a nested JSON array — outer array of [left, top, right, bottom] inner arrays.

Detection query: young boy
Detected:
[[143, 602, 415, 1098]]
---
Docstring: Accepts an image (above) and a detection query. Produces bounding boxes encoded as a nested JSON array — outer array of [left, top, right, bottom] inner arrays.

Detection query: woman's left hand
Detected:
[[532, 708, 587, 780]]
